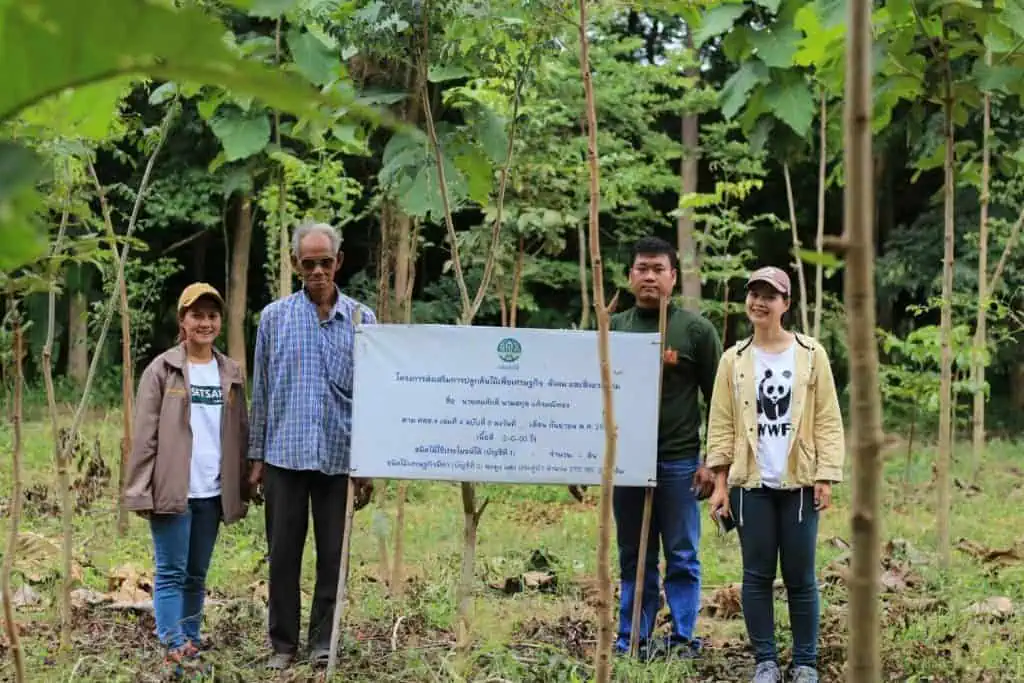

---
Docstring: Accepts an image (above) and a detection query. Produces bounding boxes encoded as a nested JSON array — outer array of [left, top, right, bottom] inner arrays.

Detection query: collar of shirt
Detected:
[[299, 285, 354, 323]]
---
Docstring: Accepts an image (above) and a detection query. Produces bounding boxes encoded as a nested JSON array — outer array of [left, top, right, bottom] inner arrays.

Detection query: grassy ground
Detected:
[[0, 410, 1022, 682]]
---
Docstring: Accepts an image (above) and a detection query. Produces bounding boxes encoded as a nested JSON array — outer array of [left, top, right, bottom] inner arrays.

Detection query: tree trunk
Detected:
[[579, 2, 618, 680], [67, 290, 89, 385], [43, 204, 73, 650], [678, 29, 701, 311], [389, 213, 416, 597], [274, 18, 291, 299], [971, 44, 992, 481], [578, 223, 591, 329], [813, 91, 828, 339], [844, 0, 884, 678], [2, 306, 27, 683], [228, 193, 253, 377], [783, 162, 811, 334], [510, 238, 525, 328], [116, 266, 134, 538], [936, 47, 956, 572]]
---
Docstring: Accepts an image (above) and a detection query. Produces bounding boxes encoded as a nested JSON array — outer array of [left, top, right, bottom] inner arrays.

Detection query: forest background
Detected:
[[1, 0, 1024, 681]]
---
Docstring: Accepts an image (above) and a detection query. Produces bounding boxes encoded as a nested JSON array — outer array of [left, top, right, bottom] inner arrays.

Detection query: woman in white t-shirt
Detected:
[[124, 283, 252, 676], [704, 267, 845, 683]]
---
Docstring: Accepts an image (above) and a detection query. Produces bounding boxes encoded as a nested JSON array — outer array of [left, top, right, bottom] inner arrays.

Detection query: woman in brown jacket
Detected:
[[123, 283, 251, 672]]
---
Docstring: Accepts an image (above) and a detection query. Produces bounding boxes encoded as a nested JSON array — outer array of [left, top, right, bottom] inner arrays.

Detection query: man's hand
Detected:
[[353, 478, 374, 511], [691, 465, 715, 500], [248, 461, 264, 487], [813, 481, 832, 511]]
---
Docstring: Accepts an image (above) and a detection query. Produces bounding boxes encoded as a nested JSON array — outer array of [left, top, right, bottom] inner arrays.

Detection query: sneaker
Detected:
[[309, 646, 331, 668], [789, 665, 819, 682], [752, 661, 782, 683], [266, 652, 294, 670], [163, 644, 199, 679]]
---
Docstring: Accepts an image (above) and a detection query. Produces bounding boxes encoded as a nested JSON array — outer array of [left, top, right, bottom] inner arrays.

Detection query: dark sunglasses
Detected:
[[299, 257, 335, 272]]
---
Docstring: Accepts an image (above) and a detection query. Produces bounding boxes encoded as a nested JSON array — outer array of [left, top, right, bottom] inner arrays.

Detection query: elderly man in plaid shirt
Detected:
[[247, 221, 375, 670]]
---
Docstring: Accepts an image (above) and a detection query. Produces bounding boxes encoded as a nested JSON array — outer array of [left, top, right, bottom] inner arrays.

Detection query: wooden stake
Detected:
[[325, 477, 357, 677], [628, 296, 668, 656], [628, 487, 654, 657]]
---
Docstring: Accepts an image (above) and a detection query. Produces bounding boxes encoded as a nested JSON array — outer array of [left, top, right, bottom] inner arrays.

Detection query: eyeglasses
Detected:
[[299, 257, 335, 272]]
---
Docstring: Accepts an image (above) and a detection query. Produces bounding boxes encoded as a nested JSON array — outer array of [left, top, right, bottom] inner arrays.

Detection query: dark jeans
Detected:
[[264, 464, 349, 655], [150, 496, 222, 650], [731, 486, 819, 667], [613, 458, 701, 652]]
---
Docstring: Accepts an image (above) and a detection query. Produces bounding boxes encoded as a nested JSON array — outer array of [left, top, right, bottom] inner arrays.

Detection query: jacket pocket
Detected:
[[796, 439, 816, 484]]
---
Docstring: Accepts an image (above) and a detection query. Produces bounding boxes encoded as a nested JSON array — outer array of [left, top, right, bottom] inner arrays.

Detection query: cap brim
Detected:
[[746, 276, 789, 295], [180, 292, 224, 311]]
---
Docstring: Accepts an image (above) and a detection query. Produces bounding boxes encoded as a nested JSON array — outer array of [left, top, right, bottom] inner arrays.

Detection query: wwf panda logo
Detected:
[[757, 368, 793, 421]]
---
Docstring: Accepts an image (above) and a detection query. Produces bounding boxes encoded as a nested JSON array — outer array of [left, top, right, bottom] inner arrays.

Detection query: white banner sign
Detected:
[[349, 324, 660, 486]]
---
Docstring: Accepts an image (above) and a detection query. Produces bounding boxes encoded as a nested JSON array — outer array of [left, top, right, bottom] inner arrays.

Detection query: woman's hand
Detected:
[[708, 484, 730, 522], [814, 481, 832, 511]]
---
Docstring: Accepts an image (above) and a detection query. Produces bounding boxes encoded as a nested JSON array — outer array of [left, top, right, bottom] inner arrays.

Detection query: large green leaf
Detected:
[[248, 0, 297, 17], [719, 60, 769, 119], [454, 147, 494, 205], [0, 0, 384, 127], [749, 26, 802, 68], [974, 61, 1019, 93], [694, 4, 747, 46], [470, 104, 509, 165], [287, 27, 340, 86], [428, 65, 473, 83], [764, 78, 816, 136], [753, 0, 782, 12], [209, 107, 272, 161], [0, 142, 47, 271], [999, 0, 1024, 39], [16, 77, 133, 141]]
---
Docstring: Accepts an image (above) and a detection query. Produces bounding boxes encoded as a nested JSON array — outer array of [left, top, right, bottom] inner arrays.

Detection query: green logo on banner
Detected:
[[497, 337, 522, 363]]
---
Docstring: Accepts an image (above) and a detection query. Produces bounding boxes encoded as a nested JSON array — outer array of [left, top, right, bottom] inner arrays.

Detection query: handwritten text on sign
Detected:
[[349, 324, 660, 486]]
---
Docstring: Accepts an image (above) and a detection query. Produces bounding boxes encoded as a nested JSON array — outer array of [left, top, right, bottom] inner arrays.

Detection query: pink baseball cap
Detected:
[[747, 266, 791, 296]]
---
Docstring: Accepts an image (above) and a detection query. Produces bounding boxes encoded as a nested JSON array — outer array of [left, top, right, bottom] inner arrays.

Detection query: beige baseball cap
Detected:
[[746, 266, 791, 296], [177, 282, 224, 314]]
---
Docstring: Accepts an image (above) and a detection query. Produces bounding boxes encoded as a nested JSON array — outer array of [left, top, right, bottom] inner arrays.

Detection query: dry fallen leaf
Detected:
[[0, 585, 43, 610], [107, 563, 152, 604], [966, 596, 1014, 620], [955, 538, 1022, 566], [249, 580, 269, 603], [70, 588, 109, 609], [13, 531, 85, 585], [702, 584, 742, 620]]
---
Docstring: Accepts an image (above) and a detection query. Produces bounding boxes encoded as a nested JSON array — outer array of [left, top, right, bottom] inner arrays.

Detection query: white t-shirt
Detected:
[[187, 360, 223, 499], [754, 344, 797, 488]]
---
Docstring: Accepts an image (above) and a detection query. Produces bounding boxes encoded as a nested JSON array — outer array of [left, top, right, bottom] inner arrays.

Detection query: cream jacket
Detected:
[[705, 333, 845, 490]]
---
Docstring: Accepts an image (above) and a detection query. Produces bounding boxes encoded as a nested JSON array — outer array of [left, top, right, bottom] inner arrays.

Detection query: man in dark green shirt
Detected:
[[610, 236, 722, 658]]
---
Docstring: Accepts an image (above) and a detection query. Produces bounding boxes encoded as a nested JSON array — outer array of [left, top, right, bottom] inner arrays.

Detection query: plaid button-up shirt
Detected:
[[248, 287, 376, 475]]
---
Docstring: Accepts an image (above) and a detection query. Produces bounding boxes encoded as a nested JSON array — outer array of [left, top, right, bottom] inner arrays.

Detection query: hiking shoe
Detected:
[[752, 661, 782, 682], [163, 644, 199, 679], [310, 646, 331, 668], [265, 652, 294, 670], [789, 665, 819, 682]]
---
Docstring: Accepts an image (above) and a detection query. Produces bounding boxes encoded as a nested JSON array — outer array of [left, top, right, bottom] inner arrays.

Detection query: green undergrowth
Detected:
[[0, 413, 1021, 681]]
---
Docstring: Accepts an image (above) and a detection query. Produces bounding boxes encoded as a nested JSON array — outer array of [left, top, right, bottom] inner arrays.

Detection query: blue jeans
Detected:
[[613, 458, 701, 652], [150, 496, 222, 650], [731, 486, 819, 667]]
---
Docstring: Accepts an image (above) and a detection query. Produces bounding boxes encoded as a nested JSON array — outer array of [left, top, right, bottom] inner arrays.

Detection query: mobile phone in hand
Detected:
[[712, 509, 736, 534]]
